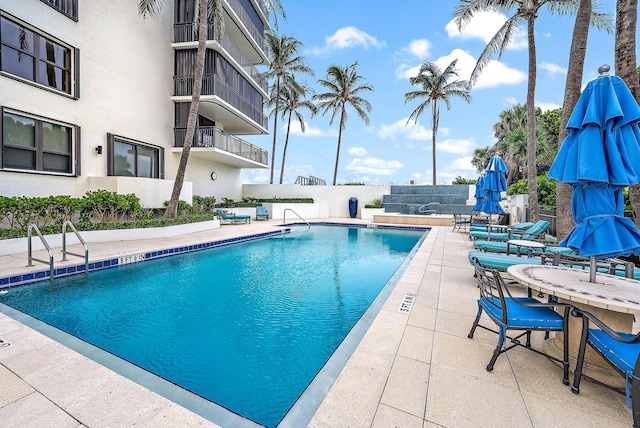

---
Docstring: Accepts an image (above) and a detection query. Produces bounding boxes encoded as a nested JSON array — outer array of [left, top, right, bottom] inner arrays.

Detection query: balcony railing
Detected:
[[174, 74, 268, 129], [174, 126, 268, 165], [40, 0, 78, 21], [226, 0, 266, 53], [174, 22, 268, 93]]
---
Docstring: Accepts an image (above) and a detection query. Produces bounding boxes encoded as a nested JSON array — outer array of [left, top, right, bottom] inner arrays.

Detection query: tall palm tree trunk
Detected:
[[556, 0, 592, 239], [165, 0, 207, 218], [270, 77, 281, 184], [333, 108, 346, 186], [615, 0, 640, 226], [279, 110, 293, 184], [431, 99, 438, 185], [526, 13, 540, 222]]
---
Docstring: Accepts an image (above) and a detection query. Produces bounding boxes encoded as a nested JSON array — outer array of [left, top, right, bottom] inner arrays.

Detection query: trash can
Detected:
[[348, 197, 358, 218]]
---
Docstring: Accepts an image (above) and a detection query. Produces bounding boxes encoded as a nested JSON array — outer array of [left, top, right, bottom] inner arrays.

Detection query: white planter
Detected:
[[360, 208, 384, 220], [262, 203, 319, 221], [0, 220, 220, 256]]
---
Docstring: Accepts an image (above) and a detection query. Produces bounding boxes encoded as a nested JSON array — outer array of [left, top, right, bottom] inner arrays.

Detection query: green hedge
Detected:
[[0, 191, 218, 240], [0, 213, 215, 240]]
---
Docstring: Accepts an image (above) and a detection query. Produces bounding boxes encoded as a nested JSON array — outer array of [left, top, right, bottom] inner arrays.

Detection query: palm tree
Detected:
[[264, 32, 313, 184], [314, 62, 373, 186], [404, 59, 471, 185], [453, 0, 585, 222], [274, 78, 317, 184], [615, 0, 640, 226], [493, 104, 528, 143], [138, 0, 223, 218]]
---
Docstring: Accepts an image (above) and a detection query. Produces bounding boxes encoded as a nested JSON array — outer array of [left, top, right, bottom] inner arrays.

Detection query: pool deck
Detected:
[[0, 219, 634, 427]]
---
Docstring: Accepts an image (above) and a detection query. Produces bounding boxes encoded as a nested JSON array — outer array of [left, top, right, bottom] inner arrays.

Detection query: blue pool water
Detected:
[[0, 225, 424, 427]]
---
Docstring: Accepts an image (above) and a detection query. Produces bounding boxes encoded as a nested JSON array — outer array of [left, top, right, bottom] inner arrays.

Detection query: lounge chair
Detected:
[[469, 220, 550, 241], [216, 209, 251, 224], [256, 205, 269, 221], [467, 250, 544, 272], [468, 258, 571, 384], [571, 308, 640, 427], [473, 240, 575, 255], [469, 221, 534, 233]]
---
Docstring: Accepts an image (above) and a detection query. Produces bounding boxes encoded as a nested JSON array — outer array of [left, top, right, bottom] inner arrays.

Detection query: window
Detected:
[[1, 109, 77, 174], [40, 0, 78, 21], [0, 14, 78, 96], [107, 134, 163, 179]]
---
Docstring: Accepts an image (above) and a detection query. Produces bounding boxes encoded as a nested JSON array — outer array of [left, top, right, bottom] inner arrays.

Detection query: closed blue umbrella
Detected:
[[473, 175, 485, 212], [548, 66, 640, 281], [481, 155, 506, 216], [481, 155, 507, 236]]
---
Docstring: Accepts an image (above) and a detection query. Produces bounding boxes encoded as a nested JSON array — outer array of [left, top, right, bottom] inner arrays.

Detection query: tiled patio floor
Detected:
[[0, 220, 634, 427]]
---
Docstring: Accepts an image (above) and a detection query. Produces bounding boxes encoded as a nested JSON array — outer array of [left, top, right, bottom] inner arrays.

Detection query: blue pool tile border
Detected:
[[0, 228, 290, 290], [0, 224, 428, 290]]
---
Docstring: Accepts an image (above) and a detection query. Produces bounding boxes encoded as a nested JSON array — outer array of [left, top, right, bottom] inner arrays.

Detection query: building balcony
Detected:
[[173, 75, 268, 134], [174, 126, 268, 168], [174, 22, 268, 91]]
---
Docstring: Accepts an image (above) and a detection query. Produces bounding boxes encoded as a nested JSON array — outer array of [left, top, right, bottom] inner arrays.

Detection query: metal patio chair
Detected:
[[571, 308, 640, 427], [468, 258, 571, 385], [256, 205, 269, 221]]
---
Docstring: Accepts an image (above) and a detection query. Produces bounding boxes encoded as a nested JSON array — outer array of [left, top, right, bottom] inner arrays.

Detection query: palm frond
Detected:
[[137, 0, 162, 19], [469, 16, 522, 87]]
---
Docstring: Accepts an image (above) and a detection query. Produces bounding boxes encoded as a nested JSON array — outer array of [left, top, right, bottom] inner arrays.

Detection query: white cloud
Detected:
[[439, 138, 477, 155], [445, 11, 527, 50], [287, 120, 339, 137], [345, 157, 404, 176], [308, 27, 385, 55], [398, 49, 525, 89], [540, 61, 567, 75], [437, 49, 526, 89], [448, 156, 477, 172], [348, 147, 368, 156], [503, 96, 518, 105], [399, 39, 431, 60], [378, 118, 432, 141], [536, 101, 561, 112]]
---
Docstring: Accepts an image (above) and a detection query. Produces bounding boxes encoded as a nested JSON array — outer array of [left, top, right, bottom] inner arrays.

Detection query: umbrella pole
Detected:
[[590, 256, 597, 282], [487, 214, 492, 239]]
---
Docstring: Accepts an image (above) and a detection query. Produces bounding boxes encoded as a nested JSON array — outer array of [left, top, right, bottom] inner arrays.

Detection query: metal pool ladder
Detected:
[[62, 220, 89, 275], [27, 223, 55, 280], [27, 222, 89, 281], [283, 208, 310, 229]]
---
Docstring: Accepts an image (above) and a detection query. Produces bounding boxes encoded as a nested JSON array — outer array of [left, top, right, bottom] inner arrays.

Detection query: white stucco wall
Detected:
[[243, 184, 390, 218], [0, 1, 240, 207]]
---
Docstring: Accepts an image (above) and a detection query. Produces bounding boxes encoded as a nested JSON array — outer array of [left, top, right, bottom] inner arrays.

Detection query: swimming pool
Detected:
[[0, 224, 426, 427]]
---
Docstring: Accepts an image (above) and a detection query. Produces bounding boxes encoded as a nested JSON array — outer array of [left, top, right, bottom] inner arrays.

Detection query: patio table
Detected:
[[507, 239, 546, 257], [507, 264, 640, 387]]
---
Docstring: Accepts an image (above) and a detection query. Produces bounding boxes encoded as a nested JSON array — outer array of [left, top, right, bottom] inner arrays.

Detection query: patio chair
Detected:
[[256, 205, 269, 221], [469, 220, 550, 242], [571, 308, 640, 427], [468, 258, 571, 385], [452, 213, 471, 232], [216, 209, 251, 224]]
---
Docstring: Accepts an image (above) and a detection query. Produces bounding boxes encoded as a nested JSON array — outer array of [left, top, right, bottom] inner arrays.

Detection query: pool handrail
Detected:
[[62, 220, 89, 275], [283, 208, 310, 229], [27, 223, 54, 281]]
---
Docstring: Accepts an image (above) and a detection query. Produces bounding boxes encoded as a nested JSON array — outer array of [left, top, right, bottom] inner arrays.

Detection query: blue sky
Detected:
[[243, 0, 633, 186]]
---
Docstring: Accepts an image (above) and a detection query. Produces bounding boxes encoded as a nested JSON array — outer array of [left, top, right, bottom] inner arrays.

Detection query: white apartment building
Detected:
[[0, 0, 270, 207]]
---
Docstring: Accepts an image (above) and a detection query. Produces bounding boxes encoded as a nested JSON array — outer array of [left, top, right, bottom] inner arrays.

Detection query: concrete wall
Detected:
[[243, 185, 390, 218]]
